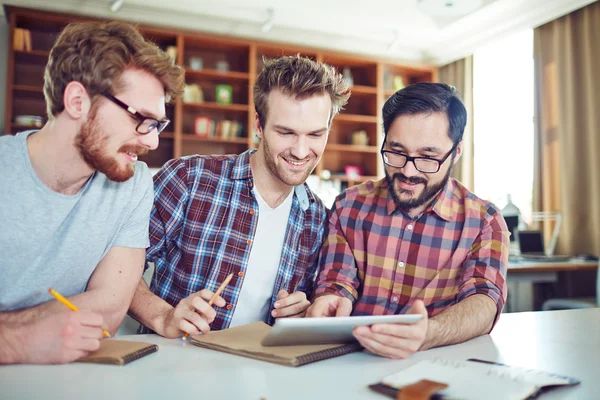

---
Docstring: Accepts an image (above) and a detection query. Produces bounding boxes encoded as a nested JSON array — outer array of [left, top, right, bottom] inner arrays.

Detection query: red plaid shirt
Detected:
[[314, 178, 509, 323]]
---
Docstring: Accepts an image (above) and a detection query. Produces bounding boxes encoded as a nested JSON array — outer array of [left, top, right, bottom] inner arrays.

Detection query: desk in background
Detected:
[[1, 309, 598, 399], [506, 259, 597, 312]]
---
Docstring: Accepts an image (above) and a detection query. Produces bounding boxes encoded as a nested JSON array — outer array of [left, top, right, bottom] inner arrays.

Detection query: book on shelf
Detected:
[[13, 28, 32, 52], [194, 116, 211, 138]]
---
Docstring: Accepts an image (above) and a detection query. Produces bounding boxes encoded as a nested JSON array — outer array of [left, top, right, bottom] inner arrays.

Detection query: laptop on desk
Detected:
[[517, 230, 572, 262]]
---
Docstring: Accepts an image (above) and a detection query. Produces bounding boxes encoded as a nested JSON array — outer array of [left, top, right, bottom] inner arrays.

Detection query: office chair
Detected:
[[542, 259, 599, 310]]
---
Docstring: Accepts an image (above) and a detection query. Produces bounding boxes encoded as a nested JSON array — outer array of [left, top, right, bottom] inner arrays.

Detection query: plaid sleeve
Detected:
[[313, 195, 361, 303], [295, 208, 326, 300], [457, 205, 509, 328], [146, 158, 190, 263]]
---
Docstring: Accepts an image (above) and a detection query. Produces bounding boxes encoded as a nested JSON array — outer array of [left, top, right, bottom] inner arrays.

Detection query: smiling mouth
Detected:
[[123, 151, 138, 162], [283, 157, 310, 167]]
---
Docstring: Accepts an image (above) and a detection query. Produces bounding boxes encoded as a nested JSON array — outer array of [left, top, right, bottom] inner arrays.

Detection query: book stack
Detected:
[[194, 117, 244, 139], [13, 28, 32, 52]]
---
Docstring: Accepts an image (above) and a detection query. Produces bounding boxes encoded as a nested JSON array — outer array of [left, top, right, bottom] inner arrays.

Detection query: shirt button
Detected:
[[249, 181, 253, 188], [392, 296, 399, 302], [247, 239, 252, 245], [250, 210, 255, 215], [237, 271, 244, 277], [226, 304, 232, 310], [407, 224, 413, 231], [398, 261, 405, 268]]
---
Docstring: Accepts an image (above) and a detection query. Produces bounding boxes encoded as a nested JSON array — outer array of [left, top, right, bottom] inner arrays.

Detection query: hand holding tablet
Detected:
[[262, 313, 423, 346]]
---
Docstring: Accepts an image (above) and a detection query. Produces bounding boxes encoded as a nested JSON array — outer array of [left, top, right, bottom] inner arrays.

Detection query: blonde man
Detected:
[[0, 21, 184, 364], [130, 56, 350, 338]]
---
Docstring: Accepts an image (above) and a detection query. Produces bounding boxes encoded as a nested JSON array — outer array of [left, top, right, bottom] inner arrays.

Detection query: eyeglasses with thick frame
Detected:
[[381, 143, 457, 174], [101, 92, 170, 135]]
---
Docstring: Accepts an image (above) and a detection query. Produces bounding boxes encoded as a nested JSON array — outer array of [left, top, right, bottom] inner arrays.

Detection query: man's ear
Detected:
[[254, 112, 263, 140], [62, 82, 91, 120], [452, 140, 463, 165]]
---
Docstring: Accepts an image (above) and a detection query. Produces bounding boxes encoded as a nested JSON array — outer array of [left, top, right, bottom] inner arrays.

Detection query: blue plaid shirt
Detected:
[[139, 150, 327, 333]]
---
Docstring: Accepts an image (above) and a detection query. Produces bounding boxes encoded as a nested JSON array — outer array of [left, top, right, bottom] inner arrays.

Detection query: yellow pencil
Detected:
[[182, 273, 234, 340], [48, 288, 111, 338]]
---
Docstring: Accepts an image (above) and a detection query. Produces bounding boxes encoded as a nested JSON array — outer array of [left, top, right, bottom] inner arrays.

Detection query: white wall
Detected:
[[0, 18, 8, 132]]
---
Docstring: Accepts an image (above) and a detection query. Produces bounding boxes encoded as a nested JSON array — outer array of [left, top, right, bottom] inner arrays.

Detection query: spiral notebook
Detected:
[[369, 358, 580, 400], [190, 321, 362, 367], [77, 339, 159, 366]]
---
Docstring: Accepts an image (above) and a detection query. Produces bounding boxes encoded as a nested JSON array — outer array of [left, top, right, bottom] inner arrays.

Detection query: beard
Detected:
[[262, 135, 317, 187], [75, 109, 148, 183], [386, 162, 453, 211]]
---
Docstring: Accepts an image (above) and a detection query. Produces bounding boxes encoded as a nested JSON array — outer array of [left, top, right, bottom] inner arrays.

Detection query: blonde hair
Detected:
[[253, 55, 351, 128], [44, 21, 185, 119]]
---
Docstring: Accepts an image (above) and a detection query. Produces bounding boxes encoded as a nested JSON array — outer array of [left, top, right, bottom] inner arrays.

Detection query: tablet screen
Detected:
[[262, 314, 423, 346]]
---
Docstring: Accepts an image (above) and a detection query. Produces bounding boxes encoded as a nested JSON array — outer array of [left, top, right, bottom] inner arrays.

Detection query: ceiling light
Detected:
[[417, 0, 483, 17], [109, 0, 125, 13], [261, 8, 274, 34]]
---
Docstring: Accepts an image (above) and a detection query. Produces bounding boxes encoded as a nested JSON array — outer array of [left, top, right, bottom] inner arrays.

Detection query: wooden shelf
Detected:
[[335, 114, 378, 123], [350, 85, 377, 94], [11, 123, 43, 130], [325, 143, 379, 153], [14, 49, 49, 57], [4, 5, 433, 172], [182, 102, 249, 112], [185, 69, 249, 80], [13, 85, 44, 93], [182, 135, 248, 145]]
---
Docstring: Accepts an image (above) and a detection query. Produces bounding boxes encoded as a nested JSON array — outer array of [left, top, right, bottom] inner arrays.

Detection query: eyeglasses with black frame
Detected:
[[381, 143, 457, 174], [101, 92, 170, 135]]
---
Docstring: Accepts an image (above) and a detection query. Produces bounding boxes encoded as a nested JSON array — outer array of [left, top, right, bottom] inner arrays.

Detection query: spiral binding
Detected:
[[121, 344, 159, 365]]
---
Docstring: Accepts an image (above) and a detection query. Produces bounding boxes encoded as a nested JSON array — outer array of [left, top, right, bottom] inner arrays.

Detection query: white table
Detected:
[[1, 309, 598, 399], [507, 259, 597, 312]]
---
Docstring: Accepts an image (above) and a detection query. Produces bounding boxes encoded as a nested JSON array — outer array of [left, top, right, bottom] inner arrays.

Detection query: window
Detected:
[[473, 29, 534, 224]]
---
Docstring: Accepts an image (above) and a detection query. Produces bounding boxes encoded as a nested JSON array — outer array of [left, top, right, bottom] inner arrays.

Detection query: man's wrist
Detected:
[[150, 307, 172, 336], [420, 317, 437, 351], [0, 324, 24, 364]]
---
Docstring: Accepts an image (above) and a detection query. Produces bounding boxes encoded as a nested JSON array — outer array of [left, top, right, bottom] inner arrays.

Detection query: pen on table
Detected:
[[48, 288, 111, 338], [182, 272, 234, 340]]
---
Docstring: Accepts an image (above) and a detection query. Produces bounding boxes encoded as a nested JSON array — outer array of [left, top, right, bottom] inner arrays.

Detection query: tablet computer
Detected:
[[261, 314, 423, 346]]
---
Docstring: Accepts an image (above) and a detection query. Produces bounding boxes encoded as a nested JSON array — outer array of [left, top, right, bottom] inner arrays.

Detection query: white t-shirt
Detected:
[[228, 187, 294, 327]]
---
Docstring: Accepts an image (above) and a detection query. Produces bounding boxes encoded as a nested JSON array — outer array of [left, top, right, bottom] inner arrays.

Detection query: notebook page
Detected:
[[382, 359, 536, 400], [466, 359, 578, 387]]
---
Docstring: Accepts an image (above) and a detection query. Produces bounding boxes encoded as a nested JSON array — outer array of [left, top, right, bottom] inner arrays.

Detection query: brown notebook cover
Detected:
[[190, 321, 362, 367], [77, 339, 158, 366]]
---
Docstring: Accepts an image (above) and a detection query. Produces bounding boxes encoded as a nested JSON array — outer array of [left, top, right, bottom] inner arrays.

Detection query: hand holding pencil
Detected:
[[156, 273, 232, 340], [48, 288, 111, 338], [182, 273, 233, 340]]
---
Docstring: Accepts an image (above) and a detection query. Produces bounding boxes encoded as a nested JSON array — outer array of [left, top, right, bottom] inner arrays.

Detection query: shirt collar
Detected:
[[383, 177, 457, 222], [231, 149, 255, 181], [231, 149, 316, 211]]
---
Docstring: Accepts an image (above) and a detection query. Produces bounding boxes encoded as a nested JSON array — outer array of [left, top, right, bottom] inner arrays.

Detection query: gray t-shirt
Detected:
[[0, 131, 153, 311]]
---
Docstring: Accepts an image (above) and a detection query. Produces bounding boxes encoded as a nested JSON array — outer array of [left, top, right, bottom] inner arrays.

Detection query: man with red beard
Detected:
[[0, 21, 184, 364], [307, 83, 509, 359], [129, 56, 350, 338]]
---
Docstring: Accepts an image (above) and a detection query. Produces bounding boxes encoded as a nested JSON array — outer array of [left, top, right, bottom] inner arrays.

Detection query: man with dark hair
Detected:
[[307, 82, 509, 359], [129, 56, 350, 338], [0, 21, 185, 364]]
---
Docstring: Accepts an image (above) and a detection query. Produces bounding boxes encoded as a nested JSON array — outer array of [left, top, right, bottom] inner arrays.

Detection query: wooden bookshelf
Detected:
[[181, 135, 248, 144], [182, 102, 249, 112], [3, 5, 435, 186]]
